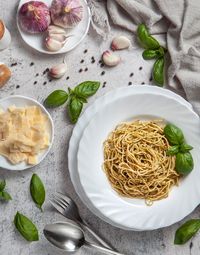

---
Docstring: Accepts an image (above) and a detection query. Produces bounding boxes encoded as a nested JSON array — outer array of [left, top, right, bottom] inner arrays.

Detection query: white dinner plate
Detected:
[[68, 85, 195, 230], [17, 0, 90, 54], [77, 91, 200, 230], [0, 95, 54, 170]]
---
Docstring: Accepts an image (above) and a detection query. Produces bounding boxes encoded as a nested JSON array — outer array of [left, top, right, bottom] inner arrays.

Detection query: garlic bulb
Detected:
[[49, 63, 67, 78], [0, 64, 11, 88], [102, 51, 120, 67], [18, 1, 51, 33], [111, 36, 131, 50], [45, 37, 64, 52], [50, 0, 83, 28]]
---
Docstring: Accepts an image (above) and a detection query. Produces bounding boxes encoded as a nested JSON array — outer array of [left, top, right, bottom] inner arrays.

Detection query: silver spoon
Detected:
[[44, 220, 125, 255]]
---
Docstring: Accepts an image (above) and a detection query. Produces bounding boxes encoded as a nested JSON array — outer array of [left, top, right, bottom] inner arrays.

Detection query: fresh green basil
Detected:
[[0, 179, 12, 201], [175, 152, 194, 175], [0, 179, 6, 191], [164, 124, 185, 145], [142, 47, 165, 60], [137, 24, 160, 50], [0, 191, 12, 201], [166, 145, 179, 156], [68, 97, 83, 124], [44, 90, 68, 107], [14, 212, 39, 242], [180, 143, 193, 153], [174, 219, 200, 245], [74, 81, 100, 98], [30, 174, 45, 211], [152, 57, 164, 86]]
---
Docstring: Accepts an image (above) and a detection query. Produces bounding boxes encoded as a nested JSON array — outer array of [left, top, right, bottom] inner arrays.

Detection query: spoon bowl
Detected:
[[44, 220, 84, 252], [43, 219, 124, 255]]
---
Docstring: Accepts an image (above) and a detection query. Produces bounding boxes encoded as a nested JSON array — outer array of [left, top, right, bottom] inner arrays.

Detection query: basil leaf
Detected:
[[14, 212, 39, 241], [175, 152, 194, 175], [44, 90, 68, 107], [180, 143, 193, 153], [166, 145, 179, 156], [164, 124, 185, 145], [0, 191, 12, 201], [67, 97, 83, 124], [174, 219, 200, 245], [74, 81, 100, 98], [137, 24, 160, 50], [0, 179, 6, 191], [30, 174, 45, 211]]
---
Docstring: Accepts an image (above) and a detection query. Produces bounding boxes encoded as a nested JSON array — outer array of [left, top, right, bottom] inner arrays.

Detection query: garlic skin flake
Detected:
[[102, 51, 120, 67], [45, 37, 63, 52], [50, 0, 83, 28], [111, 36, 131, 51], [49, 63, 67, 79]]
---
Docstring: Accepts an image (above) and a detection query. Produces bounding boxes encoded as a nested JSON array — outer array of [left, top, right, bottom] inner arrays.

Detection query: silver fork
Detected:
[[50, 192, 114, 250]]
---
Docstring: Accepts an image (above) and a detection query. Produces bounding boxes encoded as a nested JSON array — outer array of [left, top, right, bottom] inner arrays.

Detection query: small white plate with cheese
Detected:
[[0, 95, 54, 170]]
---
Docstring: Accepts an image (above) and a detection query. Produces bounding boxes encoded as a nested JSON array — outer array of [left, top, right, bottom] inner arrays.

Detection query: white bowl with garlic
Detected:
[[17, 0, 90, 54], [0, 95, 54, 170]]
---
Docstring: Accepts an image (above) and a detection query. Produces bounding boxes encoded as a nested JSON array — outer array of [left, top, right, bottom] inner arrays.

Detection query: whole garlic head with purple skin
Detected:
[[50, 0, 83, 28], [18, 1, 51, 33]]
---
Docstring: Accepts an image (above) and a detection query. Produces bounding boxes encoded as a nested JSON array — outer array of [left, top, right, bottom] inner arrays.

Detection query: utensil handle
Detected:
[[81, 221, 114, 250], [86, 241, 124, 255]]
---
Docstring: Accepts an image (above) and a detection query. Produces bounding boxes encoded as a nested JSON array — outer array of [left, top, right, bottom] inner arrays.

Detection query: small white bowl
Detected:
[[0, 95, 54, 170], [17, 0, 91, 54]]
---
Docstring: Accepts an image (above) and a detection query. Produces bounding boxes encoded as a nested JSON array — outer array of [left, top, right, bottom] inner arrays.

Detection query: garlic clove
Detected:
[[111, 36, 131, 51], [47, 25, 67, 35], [102, 51, 120, 67], [45, 36, 63, 52], [49, 34, 67, 43], [49, 63, 67, 79]]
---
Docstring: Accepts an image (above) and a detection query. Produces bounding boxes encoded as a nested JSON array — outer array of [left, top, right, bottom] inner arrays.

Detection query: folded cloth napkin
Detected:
[[88, 0, 200, 115]]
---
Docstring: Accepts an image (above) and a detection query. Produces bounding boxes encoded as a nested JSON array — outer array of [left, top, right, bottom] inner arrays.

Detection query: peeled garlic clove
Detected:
[[111, 36, 131, 51], [0, 63, 11, 88], [49, 63, 67, 79], [48, 25, 67, 35], [45, 36, 63, 52], [102, 51, 120, 67]]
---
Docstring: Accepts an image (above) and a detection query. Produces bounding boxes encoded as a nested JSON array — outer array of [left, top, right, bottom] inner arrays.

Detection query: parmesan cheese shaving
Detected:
[[0, 105, 50, 165]]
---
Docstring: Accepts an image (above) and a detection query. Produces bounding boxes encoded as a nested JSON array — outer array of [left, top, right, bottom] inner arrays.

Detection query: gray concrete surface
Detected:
[[0, 1, 199, 254]]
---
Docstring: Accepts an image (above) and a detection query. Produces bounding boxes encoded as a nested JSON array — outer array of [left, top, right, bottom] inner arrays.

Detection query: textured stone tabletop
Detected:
[[0, 1, 200, 255]]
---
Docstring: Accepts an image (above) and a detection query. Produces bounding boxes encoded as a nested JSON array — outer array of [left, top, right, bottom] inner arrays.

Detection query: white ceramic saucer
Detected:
[[0, 95, 54, 170], [17, 0, 90, 54]]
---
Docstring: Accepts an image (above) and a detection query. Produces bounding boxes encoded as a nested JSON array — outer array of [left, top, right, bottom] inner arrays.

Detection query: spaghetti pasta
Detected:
[[103, 120, 180, 205]]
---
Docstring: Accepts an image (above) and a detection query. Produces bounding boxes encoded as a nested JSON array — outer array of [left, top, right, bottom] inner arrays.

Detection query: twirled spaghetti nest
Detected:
[[103, 120, 180, 205]]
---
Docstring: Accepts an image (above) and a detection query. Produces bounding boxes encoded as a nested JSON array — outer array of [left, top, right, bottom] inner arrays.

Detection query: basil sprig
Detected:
[[0, 179, 12, 201], [164, 123, 194, 175], [30, 174, 45, 211], [44, 81, 100, 123], [174, 219, 200, 245], [137, 23, 167, 87], [14, 212, 39, 242]]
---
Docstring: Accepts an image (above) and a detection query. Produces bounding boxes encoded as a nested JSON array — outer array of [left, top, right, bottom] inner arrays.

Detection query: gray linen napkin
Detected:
[[88, 0, 200, 115]]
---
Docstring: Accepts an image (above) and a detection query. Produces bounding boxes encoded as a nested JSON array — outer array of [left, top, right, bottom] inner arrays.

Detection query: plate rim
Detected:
[[16, 0, 91, 54], [0, 94, 54, 171], [77, 91, 200, 230]]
